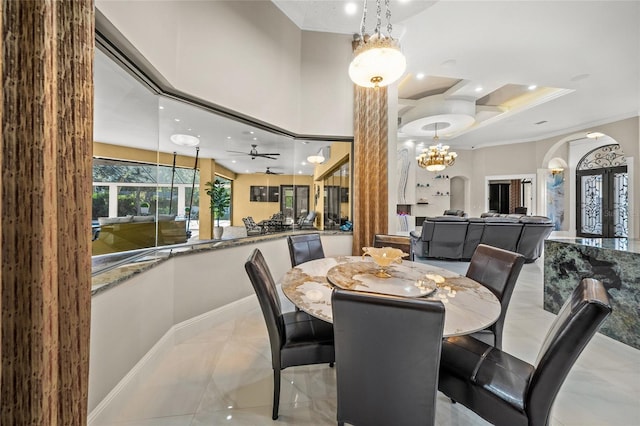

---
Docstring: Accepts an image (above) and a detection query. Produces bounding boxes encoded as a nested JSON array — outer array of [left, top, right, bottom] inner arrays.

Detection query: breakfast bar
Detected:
[[544, 238, 640, 349]]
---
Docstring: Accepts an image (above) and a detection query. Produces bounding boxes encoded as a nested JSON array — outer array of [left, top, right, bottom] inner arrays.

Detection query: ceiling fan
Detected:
[[227, 144, 280, 160], [258, 167, 282, 175]]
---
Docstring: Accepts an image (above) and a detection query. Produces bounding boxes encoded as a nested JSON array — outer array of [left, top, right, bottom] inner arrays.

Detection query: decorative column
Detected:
[[1, 1, 94, 424], [352, 85, 389, 254]]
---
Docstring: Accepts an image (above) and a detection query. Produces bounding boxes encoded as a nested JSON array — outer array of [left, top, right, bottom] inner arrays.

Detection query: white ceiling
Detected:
[[94, 0, 640, 174], [275, 0, 640, 149]]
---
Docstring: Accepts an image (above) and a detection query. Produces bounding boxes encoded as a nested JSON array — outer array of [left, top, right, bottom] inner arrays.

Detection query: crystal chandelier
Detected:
[[348, 0, 406, 88], [416, 124, 457, 172]]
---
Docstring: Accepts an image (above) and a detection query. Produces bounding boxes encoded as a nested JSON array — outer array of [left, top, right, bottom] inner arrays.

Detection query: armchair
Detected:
[[242, 216, 262, 235], [297, 211, 317, 229]]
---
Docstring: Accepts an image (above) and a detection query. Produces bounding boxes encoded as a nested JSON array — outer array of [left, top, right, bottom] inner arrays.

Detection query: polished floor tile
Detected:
[[90, 257, 640, 426]]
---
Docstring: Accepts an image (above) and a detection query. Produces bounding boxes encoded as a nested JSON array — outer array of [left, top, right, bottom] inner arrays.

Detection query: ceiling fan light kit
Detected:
[[349, 0, 406, 88]]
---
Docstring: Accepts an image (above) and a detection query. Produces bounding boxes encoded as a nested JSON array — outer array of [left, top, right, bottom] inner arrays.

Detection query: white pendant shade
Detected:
[[349, 36, 406, 88]]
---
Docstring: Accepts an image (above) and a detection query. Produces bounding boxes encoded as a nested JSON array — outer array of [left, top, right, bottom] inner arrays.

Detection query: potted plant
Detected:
[[205, 178, 230, 240], [140, 201, 150, 215]]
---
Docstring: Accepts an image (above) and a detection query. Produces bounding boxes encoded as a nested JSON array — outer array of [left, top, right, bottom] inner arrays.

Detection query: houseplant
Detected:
[[140, 201, 150, 215], [205, 178, 230, 240]]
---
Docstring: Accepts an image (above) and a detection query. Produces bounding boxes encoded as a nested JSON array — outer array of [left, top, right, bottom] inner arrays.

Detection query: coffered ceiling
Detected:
[[274, 0, 640, 149]]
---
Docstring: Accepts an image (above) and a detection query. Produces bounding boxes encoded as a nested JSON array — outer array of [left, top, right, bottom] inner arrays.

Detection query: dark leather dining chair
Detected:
[[286, 233, 325, 266], [438, 278, 612, 426], [332, 288, 445, 426], [244, 249, 334, 420], [464, 244, 525, 349]]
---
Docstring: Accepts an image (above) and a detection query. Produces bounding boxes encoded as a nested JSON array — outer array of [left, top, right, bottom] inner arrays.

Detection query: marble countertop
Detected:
[[281, 256, 501, 337], [548, 238, 640, 254]]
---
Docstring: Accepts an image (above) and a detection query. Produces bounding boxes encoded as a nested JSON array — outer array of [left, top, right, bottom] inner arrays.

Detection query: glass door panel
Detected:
[[613, 172, 629, 237], [579, 174, 603, 236]]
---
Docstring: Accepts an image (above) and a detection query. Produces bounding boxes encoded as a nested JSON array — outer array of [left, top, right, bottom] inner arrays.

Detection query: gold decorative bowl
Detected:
[[362, 246, 409, 278]]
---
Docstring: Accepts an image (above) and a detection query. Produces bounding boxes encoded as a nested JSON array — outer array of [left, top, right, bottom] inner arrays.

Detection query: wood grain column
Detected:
[[352, 85, 389, 254], [1, 1, 94, 424]]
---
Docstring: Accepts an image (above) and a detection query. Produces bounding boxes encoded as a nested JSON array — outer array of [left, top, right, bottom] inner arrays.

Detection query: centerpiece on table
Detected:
[[361, 246, 409, 278]]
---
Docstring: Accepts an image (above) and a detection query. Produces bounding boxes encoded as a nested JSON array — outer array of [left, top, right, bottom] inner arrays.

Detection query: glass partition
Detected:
[[93, 47, 352, 258]]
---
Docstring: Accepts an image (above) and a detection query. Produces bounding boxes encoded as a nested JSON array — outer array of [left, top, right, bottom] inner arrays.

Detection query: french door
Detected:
[[280, 185, 309, 222], [576, 166, 628, 238]]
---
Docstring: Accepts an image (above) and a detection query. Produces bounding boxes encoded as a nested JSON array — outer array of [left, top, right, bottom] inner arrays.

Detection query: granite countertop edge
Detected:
[[91, 230, 351, 296]]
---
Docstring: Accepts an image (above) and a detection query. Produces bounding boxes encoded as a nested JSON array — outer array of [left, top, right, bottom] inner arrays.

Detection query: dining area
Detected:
[[245, 233, 613, 426], [86, 229, 635, 426]]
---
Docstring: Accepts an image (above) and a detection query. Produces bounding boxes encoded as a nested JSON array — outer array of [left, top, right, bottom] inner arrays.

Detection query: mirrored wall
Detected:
[[93, 48, 352, 257]]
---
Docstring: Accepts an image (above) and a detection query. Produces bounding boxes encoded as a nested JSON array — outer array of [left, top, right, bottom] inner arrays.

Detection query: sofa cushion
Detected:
[[483, 216, 520, 223], [519, 216, 552, 224], [430, 216, 468, 222]]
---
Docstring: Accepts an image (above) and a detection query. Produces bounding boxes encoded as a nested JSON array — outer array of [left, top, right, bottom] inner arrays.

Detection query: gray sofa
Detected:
[[410, 215, 553, 263]]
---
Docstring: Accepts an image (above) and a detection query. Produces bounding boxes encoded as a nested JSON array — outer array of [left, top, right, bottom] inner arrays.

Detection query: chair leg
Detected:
[[329, 362, 334, 368], [272, 369, 281, 420]]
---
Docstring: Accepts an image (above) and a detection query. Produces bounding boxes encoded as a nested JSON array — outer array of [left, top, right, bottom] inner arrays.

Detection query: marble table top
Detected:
[[280, 256, 501, 337]]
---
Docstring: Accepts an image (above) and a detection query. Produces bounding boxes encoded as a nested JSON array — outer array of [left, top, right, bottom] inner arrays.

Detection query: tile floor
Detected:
[[91, 258, 640, 426]]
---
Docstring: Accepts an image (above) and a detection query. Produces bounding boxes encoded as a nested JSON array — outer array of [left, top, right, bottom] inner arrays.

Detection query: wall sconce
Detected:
[[550, 168, 564, 175]]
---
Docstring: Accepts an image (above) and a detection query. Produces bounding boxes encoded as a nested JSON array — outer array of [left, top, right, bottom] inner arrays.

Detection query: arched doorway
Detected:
[[576, 144, 628, 237]]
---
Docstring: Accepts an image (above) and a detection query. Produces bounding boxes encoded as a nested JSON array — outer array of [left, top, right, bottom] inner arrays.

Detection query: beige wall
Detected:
[[456, 116, 639, 237], [96, 0, 353, 137], [232, 174, 314, 225], [300, 30, 354, 137]]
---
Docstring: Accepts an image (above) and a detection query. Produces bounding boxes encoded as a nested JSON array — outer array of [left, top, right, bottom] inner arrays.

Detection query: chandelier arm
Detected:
[[375, 0, 382, 35], [385, 0, 392, 36], [360, 0, 367, 38]]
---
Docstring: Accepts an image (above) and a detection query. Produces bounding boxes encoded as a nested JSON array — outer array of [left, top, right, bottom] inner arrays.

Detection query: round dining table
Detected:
[[280, 256, 501, 338]]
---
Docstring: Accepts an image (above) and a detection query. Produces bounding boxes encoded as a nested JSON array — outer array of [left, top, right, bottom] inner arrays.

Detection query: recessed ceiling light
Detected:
[[475, 86, 483, 92], [249, 131, 254, 134], [528, 84, 538, 90], [174, 118, 180, 122], [416, 73, 425, 80], [298, 170, 303, 174], [187, 128, 192, 131], [226, 136, 231, 139], [232, 160, 236, 163], [252, 137, 257, 140], [159, 106, 164, 110], [345, 2, 357, 15], [170, 134, 199, 147], [302, 161, 307, 165]]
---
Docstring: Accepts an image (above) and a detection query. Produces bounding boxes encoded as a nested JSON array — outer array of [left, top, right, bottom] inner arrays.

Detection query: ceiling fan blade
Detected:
[[257, 155, 279, 160], [257, 152, 280, 156]]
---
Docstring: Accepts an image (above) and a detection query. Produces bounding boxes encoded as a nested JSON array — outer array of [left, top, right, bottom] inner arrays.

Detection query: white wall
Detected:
[[300, 30, 354, 137], [89, 234, 352, 411], [96, 0, 354, 137]]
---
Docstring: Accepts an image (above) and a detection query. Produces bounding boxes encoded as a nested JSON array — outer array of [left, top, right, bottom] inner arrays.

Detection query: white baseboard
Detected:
[[87, 295, 258, 424]]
